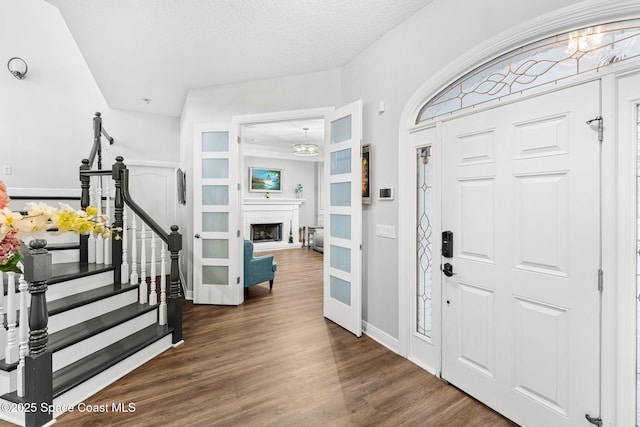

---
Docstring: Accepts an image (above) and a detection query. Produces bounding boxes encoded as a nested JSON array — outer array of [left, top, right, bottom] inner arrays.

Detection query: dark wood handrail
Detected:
[[120, 167, 169, 244]]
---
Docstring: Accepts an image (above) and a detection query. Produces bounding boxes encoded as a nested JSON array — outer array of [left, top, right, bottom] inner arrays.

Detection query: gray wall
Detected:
[[243, 156, 318, 228]]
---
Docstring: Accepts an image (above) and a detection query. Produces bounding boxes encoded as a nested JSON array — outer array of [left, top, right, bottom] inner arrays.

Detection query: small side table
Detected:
[[307, 226, 318, 249]]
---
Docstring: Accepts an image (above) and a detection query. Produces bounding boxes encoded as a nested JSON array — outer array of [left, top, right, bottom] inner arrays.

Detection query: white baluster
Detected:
[[121, 208, 130, 283], [149, 232, 158, 305], [87, 176, 96, 263], [139, 223, 148, 304], [103, 180, 111, 265], [130, 216, 139, 285], [95, 181, 104, 264], [159, 243, 167, 325], [0, 273, 6, 357], [17, 275, 28, 397], [5, 272, 17, 363]]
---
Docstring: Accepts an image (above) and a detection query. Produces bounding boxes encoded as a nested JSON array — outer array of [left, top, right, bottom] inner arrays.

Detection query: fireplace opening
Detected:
[[250, 223, 283, 243]]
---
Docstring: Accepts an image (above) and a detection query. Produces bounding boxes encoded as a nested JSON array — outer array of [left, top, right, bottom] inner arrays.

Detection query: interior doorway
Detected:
[[238, 115, 326, 254]]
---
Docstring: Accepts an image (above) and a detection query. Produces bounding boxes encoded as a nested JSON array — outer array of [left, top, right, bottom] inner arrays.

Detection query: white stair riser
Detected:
[[0, 397, 24, 426], [46, 271, 113, 302], [0, 369, 16, 397], [50, 250, 79, 265], [52, 334, 172, 418], [48, 289, 139, 334], [53, 310, 158, 371]]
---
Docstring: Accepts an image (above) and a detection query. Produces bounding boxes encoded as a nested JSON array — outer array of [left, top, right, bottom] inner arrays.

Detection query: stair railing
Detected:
[[112, 157, 183, 344]]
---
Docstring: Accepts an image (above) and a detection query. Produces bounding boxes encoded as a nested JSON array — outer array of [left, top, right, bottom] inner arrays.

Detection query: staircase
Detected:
[[0, 113, 183, 426]]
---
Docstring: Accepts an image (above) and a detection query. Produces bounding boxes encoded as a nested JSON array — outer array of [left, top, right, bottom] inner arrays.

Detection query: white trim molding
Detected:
[[363, 321, 400, 355]]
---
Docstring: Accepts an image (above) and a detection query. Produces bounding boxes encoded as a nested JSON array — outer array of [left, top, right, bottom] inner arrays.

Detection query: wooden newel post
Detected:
[[112, 156, 126, 285], [168, 225, 183, 344], [23, 239, 53, 427], [79, 158, 91, 265]]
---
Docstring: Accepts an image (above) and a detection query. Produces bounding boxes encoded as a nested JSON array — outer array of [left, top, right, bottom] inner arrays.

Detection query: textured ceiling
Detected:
[[242, 119, 324, 160], [45, 0, 433, 117]]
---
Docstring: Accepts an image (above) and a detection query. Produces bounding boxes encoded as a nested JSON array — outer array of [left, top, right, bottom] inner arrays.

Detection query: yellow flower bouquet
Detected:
[[0, 180, 113, 273]]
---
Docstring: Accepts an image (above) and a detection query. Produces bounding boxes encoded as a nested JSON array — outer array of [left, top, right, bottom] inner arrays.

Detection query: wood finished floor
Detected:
[[32, 249, 512, 427]]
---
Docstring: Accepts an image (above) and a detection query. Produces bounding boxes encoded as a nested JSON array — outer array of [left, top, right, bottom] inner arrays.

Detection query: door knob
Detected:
[[442, 263, 455, 277], [195, 233, 201, 239]]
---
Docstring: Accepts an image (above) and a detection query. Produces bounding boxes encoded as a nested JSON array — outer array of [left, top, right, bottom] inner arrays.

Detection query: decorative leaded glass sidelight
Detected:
[[416, 147, 433, 338], [417, 20, 640, 123]]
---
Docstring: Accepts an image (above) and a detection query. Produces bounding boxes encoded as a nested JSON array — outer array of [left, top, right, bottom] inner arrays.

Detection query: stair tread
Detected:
[[49, 262, 114, 285], [44, 243, 80, 251], [1, 324, 172, 403], [49, 303, 158, 353], [48, 282, 139, 316], [53, 324, 172, 397]]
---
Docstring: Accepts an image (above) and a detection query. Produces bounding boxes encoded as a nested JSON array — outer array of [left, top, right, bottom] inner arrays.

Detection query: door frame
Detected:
[[397, 2, 640, 425], [230, 106, 334, 288]]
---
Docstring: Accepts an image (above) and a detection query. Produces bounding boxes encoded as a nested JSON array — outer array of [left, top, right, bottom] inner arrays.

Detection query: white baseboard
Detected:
[[362, 321, 400, 354], [407, 356, 440, 377]]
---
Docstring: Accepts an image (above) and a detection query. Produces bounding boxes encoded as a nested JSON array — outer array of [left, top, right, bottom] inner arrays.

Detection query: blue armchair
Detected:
[[243, 240, 277, 289]]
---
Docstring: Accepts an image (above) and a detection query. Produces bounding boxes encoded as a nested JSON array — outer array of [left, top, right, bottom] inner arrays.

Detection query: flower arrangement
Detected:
[[0, 180, 113, 273]]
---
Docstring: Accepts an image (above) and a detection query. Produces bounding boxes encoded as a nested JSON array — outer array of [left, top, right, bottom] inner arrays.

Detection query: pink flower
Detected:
[[0, 229, 20, 265], [0, 181, 9, 210]]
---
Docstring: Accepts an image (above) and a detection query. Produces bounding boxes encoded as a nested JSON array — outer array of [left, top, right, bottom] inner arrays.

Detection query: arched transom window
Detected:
[[417, 19, 640, 124]]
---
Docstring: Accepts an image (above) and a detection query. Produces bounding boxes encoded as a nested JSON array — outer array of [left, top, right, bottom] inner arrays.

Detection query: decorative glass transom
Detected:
[[416, 147, 432, 338], [417, 19, 640, 123]]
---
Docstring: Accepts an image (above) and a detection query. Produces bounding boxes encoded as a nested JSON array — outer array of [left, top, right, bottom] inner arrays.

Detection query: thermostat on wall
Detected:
[[379, 187, 394, 201]]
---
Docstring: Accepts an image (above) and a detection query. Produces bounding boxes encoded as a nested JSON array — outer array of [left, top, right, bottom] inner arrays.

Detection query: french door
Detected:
[[193, 124, 242, 305], [441, 81, 601, 426], [323, 100, 363, 336]]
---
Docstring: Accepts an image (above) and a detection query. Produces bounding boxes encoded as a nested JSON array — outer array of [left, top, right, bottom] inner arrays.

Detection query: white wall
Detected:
[[243, 156, 318, 227], [0, 0, 180, 203], [179, 69, 341, 295], [339, 0, 588, 338]]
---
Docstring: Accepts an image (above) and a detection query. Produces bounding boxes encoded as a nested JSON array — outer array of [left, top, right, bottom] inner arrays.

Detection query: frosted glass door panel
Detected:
[[331, 115, 352, 144], [330, 214, 351, 240], [203, 239, 229, 259], [203, 159, 229, 179], [330, 182, 351, 206], [202, 131, 229, 152], [202, 212, 229, 232], [203, 185, 229, 205], [331, 149, 352, 175], [330, 276, 351, 306], [202, 266, 229, 285], [330, 245, 351, 273]]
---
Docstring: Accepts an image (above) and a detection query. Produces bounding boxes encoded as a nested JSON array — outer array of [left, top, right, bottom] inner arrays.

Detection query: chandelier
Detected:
[[293, 127, 319, 156]]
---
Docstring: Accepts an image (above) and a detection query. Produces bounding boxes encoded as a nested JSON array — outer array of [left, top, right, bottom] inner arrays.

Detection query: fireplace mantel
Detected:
[[243, 198, 305, 250], [243, 198, 305, 206]]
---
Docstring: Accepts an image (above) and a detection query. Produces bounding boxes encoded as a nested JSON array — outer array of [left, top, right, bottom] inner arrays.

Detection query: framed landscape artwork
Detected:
[[249, 167, 282, 193], [362, 144, 371, 204]]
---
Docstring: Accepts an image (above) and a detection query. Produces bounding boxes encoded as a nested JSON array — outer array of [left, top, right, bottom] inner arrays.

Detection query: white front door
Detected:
[[441, 81, 601, 426], [323, 100, 363, 336], [193, 124, 242, 305]]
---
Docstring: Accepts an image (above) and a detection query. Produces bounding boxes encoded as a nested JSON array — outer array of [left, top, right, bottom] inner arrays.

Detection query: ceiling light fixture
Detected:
[[293, 127, 319, 156]]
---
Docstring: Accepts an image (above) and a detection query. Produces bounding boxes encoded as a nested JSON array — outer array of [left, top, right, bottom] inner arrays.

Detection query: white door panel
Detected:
[[193, 125, 242, 305], [323, 100, 363, 337], [442, 81, 601, 426]]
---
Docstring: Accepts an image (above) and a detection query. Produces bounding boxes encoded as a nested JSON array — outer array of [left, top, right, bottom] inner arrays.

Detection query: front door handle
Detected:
[[442, 263, 455, 277], [195, 233, 201, 239]]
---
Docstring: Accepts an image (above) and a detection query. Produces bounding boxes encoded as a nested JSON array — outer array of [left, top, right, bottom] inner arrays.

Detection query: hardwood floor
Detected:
[[41, 249, 512, 426]]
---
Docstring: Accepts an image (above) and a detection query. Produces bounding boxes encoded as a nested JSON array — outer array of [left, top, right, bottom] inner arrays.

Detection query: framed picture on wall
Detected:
[[177, 168, 186, 205], [249, 167, 283, 193], [362, 144, 371, 204]]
